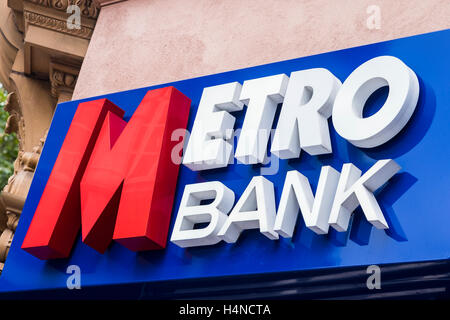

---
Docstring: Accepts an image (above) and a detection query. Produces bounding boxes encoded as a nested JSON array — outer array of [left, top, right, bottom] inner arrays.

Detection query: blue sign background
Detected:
[[0, 30, 449, 293]]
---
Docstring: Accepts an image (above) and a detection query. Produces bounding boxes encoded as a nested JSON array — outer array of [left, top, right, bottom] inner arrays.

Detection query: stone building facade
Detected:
[[0, 0, 105, 273], [0, 0, 449, 275]]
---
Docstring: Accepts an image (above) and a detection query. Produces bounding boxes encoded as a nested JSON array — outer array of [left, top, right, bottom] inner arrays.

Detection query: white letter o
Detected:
[[332, 56, 419, 148]]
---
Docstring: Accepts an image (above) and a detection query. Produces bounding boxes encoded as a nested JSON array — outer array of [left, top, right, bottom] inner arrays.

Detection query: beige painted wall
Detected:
[[73, 0, 450, 99]]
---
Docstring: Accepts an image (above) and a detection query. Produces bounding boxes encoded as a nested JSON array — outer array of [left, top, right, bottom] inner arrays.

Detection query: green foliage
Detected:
[[0, 86, 19, 190]]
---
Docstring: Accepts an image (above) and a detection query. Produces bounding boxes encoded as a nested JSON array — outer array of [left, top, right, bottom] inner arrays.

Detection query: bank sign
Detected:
[[1, 30, 449, 292]]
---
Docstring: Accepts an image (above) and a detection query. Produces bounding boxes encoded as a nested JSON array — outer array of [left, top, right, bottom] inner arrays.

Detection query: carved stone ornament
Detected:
[[23, 10, 94, 40], [50, 61, 80, 98], [25, 0, 100, 19], [0, 132, 46, 273]]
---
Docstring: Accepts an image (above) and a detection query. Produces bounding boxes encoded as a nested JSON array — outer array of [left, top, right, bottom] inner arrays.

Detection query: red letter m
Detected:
[[21, 87, 191, 259]]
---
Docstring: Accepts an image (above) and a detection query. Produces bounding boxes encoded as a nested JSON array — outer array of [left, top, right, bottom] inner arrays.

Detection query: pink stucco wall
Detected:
[[73, 0, 450, 99]]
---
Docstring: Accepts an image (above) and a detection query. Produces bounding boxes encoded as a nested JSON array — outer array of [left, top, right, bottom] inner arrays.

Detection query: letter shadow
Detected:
[[291, 218, 333, 249], [46, 234, 106, 273], [327, 225, 351, 247], [288, 209, 352, 248], [364, 76, 436, 159], [348, 172, 416, 245], [136, 248, 167, 264], [47, 256, 73, 273]]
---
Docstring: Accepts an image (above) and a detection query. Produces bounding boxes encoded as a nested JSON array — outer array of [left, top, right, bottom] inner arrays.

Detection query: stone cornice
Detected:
[[96, 0, 126, 7], [23, 9, 94, 39], [25, 0, 101, 19]]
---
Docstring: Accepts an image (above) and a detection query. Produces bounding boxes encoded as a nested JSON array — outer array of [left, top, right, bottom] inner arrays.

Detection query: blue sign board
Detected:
[[0, 29, 449, 293]]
